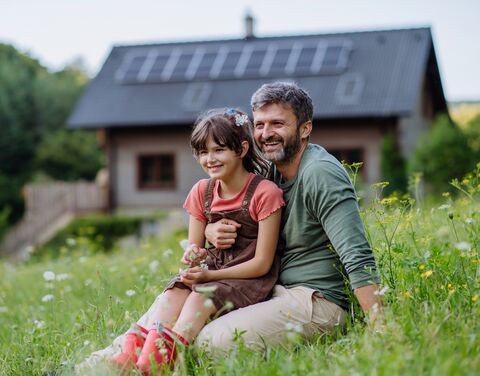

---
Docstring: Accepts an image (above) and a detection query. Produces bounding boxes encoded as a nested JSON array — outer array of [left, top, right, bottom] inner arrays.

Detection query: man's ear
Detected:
[[240, 140, 249, 158], [300, 121, 312, 139]]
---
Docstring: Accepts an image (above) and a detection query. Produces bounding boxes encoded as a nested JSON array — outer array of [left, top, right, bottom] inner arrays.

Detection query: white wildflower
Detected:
[[56, 273, 70, 281], [437, 204, 451, 210], [204, 298, 214, 308], [84, 279, 93, 287], [424, 250, 431, 259], [79, 256, 87, 263], [455, 242, 471, 251], [125, 289, 136, 297], [149, 260, 160, 272], [179, 239, 189, 250], [372, 303, 379, 314], [0, 306, 8, 313], [163, 249, 173, 259], [465, 218, 474, 224], [41, 294, 54, 303], [34, 320, 45, 329], [374, 285, 389, 296], [66, 238, 77, 247], [83, 340, 91, 346], [43, 271, 56, 281]]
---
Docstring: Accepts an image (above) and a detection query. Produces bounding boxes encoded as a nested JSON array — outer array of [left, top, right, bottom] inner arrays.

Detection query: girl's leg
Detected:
[[172, 291, 218, 343], [147, 287, 191, 328]]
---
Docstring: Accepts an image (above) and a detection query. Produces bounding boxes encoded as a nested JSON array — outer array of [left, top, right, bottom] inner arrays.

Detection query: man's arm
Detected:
[[204, 219, 241, 249], [354, 284, 382, 322]]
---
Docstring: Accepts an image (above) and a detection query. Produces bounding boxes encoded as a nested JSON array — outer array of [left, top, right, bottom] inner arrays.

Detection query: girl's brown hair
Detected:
[[190, 108, 269, 176]]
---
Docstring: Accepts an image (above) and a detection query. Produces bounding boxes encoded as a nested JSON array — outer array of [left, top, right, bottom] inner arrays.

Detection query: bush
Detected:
[[408, 115, 477, 195], [380, 134, 407, 195], [32, 215, 145, 260]]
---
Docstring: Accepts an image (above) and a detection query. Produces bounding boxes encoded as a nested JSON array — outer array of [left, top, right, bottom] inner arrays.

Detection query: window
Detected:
[[329, 148, 364, 165], [137, 154, 175, 189]]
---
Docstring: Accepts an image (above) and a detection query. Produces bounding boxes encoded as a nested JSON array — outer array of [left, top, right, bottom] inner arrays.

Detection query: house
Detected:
[[68, 21, 447, 212]]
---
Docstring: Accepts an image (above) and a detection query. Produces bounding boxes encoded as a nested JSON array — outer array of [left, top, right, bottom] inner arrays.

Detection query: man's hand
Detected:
[[204, 219, 241, 249], [181, 244, 207, 267], [180, 266, 212, 286]]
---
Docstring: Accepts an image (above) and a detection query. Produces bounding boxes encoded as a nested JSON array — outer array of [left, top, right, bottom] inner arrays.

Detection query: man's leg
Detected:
[[196, 285, 345, 352]]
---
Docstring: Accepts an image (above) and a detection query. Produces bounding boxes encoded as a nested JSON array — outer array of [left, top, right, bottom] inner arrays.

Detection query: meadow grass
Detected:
[[0, 172, 479, 375]]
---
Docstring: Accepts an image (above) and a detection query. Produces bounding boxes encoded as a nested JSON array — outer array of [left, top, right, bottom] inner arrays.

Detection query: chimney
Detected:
[[244, 11, 255, 39]]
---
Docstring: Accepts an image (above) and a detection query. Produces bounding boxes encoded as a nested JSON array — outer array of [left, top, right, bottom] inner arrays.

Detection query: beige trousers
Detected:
[[76, 285, 345, 371]]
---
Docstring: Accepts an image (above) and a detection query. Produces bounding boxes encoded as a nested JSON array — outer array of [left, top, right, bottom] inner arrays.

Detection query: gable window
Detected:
[[137, 154, 175, 189]]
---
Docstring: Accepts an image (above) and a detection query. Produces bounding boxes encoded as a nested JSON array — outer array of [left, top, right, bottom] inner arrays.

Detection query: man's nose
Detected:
[[261, 124, 274, 139]]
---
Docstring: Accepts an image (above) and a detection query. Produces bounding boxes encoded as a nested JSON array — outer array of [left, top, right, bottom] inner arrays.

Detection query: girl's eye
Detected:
[[216, 148, 225, 152], [198, 150, 207, 155]]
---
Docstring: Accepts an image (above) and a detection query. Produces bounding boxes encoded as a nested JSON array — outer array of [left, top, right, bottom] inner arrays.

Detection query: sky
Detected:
[[1, 0, 479, 101]]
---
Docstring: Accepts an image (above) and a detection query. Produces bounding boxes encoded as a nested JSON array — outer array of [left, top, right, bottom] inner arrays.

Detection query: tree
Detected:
[[409, 115, 476, 195]]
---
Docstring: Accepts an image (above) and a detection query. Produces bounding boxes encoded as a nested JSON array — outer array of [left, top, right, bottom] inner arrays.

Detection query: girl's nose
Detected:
[[207, 152, 216, 162]]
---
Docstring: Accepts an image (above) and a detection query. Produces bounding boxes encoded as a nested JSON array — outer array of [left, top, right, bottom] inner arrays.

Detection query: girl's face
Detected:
[[197, 136, 247, 182]]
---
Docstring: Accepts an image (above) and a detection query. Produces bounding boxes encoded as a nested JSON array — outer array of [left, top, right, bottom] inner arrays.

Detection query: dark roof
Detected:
[[68, 27, 447, 129]]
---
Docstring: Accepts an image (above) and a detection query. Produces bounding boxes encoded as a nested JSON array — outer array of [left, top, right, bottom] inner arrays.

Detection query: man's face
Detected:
[[253, 103, 302, 164]]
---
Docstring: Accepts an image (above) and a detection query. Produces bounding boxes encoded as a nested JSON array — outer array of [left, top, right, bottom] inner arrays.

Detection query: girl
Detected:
[[112, 108, 284, 374]]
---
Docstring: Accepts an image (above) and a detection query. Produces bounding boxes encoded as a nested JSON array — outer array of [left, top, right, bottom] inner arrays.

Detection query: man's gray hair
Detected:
[[250, 82, 314, 126]]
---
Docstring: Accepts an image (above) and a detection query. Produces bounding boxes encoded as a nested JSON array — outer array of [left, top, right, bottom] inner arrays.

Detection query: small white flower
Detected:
[[56, 273, 70, 281], [234, 113, 249, 126], [125, 289, 136, 297], [149, 260, 160, 272], [79, 256, 87, 263], [0, 306, 8, 313], [437, 204, 451, 210], [374, 285, 389, 296], [34, 320, 45, 329], [465, 218, 474, 224], [84, 279, 93, 287], [163, 249, 173, 259], [41, 294, 54, 302], [455, 242, 471, 251], [66, 238, 77, 247], [204, 298, 214, 308], [424, 250, 431, 259], [43, 271, 56, 281], [179, 239, 189, 250], [372, 303, 379, 314], [83, 340, 91, 346]]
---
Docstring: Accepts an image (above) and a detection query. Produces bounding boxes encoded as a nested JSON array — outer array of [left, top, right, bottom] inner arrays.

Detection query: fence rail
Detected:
[[0, 181, 107, 259]]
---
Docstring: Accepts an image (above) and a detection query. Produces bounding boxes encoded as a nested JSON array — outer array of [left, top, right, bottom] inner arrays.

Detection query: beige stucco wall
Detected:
[[109, 127, 205, 212], [310, 121, 386, 186]]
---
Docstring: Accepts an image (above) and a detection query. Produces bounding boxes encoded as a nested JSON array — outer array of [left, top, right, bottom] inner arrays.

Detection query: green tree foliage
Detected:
[[0, 43, 102, 228], [409, 115, 476, 195], [36, 129, 104, 181], [464, 113, 480, 161], [380, 134, 407, 195]]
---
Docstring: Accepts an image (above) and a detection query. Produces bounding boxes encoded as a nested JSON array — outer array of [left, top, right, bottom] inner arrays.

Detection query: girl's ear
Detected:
[[240, 140, 249, 158]]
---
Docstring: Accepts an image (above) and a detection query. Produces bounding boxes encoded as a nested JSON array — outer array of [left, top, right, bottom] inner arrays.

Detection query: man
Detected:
[[78, 82, 380, 370], [196, 82, 381, 349]]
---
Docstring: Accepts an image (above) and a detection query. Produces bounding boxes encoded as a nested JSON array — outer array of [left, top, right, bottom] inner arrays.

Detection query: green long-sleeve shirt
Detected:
[[271, 144, 379, 310]]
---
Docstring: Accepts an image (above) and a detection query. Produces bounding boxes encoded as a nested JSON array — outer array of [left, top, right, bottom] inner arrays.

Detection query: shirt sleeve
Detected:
[[305, 161, 380, 289], [250, 179, 285, 222], [183, 179, 209, 222]]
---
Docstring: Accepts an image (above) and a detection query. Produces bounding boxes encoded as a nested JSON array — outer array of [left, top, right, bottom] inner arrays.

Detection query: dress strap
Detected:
[[241, 175, 264, 210], [203, 179, 216, 214]]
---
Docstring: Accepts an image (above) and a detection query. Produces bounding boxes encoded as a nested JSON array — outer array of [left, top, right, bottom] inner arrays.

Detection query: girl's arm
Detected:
[[181, 209, 281, 283]]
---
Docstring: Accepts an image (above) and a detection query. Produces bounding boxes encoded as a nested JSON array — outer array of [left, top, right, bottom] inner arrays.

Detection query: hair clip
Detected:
[[234, 113, 249, 127]]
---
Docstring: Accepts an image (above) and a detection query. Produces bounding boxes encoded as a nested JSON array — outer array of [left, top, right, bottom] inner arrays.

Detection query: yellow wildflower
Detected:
[[419, 264, 426, 271], [472, 295, 478, 303], [421, 270, 433, 278]]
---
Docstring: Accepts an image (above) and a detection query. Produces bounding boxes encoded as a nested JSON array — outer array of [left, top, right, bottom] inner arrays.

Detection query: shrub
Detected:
[[408, 115, 477, 195], [380, 134, 407, 195]]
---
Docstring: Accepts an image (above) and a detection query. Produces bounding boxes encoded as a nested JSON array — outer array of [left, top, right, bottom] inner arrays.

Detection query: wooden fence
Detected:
[[0, 181, 107, 260]]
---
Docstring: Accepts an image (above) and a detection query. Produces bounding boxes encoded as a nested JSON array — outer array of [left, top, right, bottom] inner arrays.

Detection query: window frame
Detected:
[[137, 153, 176, 190]]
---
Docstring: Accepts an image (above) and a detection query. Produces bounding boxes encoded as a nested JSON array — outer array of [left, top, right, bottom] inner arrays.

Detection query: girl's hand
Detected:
[[180, 266, 212, 286], [181, 244, 207, 266]]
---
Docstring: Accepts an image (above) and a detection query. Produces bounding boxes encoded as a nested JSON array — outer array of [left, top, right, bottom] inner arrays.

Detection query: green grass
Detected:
[[1, 179, 479, 375]]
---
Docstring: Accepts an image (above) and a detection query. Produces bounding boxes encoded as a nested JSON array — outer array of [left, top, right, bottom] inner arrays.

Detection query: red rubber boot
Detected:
[[111, 324, 148, 370]]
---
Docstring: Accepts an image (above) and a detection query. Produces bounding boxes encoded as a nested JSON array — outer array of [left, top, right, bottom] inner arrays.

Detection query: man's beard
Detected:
[[261, 130, 301, 164]]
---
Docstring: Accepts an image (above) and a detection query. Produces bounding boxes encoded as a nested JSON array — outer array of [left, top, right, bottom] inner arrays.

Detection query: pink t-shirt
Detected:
[[183, 173, 285, 222]]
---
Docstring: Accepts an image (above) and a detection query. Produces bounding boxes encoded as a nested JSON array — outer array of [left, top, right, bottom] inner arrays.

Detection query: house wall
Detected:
[[398, 76, 434, 158], [108, 127, 205, 212], [311, 120, 391, 186]]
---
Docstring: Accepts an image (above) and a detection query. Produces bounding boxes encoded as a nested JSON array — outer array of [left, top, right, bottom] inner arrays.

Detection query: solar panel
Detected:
[[117, 39, 352, 84]]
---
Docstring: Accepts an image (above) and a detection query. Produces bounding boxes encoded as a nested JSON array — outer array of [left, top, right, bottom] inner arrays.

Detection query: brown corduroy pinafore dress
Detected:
[[165, 175, 280, 314]]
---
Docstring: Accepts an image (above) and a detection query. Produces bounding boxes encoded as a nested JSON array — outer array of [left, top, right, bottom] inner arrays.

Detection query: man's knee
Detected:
[[196, 319, 235, 352]]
